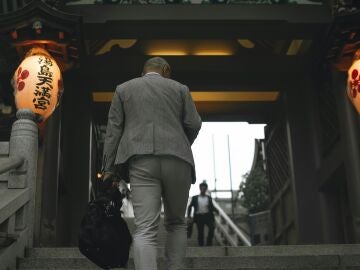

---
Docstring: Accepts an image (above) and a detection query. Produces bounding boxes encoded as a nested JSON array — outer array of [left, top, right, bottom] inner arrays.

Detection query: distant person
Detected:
[[187, 181, 218, 246], [102, 57, 202, 270]]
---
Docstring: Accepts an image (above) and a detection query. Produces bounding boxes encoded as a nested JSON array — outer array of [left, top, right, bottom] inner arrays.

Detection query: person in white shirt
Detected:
[[187, 181, 218, 246]]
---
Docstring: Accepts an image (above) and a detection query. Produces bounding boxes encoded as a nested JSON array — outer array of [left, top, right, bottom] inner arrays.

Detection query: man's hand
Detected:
[[101, 173, 118, 188], [97, 174, 124, 207], [98, 173, 116, 194], [102, 172, 113, 181]]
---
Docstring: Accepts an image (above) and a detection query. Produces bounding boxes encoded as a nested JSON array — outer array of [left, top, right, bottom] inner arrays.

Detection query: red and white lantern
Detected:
[[12, 48, 63, 122], [347, 51, 360, 114]]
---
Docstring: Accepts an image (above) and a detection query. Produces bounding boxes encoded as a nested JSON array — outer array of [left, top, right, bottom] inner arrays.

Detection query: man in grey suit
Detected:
[[102, 57, 202, 270]]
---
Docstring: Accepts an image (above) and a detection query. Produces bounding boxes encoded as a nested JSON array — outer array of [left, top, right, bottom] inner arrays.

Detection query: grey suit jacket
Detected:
[[102, 73, 202, 183]]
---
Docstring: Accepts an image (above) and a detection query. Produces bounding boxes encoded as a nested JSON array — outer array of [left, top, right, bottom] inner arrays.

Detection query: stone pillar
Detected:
[[8, 109, 38, 247]]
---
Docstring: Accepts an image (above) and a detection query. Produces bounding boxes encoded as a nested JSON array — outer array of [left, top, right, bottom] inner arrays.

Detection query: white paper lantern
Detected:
[[12, 48, 63, 122], [347, 58, 360, 114]]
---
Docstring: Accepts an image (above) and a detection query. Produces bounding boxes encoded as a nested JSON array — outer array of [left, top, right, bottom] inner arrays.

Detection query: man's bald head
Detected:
[[142, 57, 171, 78]]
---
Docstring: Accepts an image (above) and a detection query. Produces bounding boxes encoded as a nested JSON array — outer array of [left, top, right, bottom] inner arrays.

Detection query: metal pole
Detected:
[[227, 134, 234, 218], [212, 134, 217, 199], [89, 121, 94, 201]]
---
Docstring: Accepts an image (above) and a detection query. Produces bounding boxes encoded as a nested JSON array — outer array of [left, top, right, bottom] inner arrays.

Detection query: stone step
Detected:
[[19, 245, 360, 269], [27, 247, 226, 258], [123, 217, 215, 247], [18, 245, 360, 269], [26, 244, 360, 258], [18, 255, 346, 269]]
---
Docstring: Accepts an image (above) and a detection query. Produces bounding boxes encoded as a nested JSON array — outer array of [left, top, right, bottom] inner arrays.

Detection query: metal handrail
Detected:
[[212, 199, 252, 246], [0, 157, 24, 175]]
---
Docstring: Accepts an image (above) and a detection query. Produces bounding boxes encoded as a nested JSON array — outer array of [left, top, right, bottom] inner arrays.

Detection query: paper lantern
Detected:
[[12, 48, 63, 122], [347, 57, 360, 114]]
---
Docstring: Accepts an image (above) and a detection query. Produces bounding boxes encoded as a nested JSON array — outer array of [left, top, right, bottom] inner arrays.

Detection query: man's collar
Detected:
[[144, 72, 161, 76]]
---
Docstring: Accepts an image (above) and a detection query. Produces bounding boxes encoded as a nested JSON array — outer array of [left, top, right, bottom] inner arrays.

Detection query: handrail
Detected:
[[212, 199, 252, 246], [0, 156, 24, 175]]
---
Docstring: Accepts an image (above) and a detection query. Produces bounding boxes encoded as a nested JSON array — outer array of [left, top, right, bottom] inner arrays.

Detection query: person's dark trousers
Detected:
[[194, 213, 215, 246]]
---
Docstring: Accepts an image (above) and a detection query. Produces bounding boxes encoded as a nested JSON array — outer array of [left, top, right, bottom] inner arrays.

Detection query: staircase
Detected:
[[16, 217, 360, 269], [15, 207, 360, 270], [17, 244, 360, 269], [124, 217, 202, 247]]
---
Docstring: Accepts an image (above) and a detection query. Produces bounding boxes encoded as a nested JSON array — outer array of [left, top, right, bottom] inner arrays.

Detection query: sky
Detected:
[[190, 122, 266, 197]]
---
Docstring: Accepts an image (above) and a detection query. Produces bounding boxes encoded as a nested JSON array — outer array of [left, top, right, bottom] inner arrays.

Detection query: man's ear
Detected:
[[162, 65, 171, 78]]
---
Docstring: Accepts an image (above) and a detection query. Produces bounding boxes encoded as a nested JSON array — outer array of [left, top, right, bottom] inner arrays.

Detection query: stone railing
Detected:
[[0, 109, 38, 270], [212, 199, 252, 246]]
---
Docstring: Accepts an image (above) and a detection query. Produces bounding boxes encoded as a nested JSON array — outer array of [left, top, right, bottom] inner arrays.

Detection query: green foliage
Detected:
[[239, 165, 270, 214]]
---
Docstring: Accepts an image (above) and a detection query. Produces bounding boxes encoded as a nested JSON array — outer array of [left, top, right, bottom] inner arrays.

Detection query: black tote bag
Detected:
[[78, 179, 132, 269]]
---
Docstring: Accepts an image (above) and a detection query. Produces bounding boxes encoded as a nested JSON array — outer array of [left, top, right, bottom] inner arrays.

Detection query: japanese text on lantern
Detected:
[[350, 69, 360, 98], [33, 56, 53, 110]]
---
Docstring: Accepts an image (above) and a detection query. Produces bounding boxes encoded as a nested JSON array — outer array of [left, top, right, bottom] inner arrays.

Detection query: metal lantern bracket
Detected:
[[0, 0, 82, 71]]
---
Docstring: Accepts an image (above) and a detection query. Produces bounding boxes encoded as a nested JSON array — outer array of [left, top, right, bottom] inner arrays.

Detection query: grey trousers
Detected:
[[129, 155, 192, 270]]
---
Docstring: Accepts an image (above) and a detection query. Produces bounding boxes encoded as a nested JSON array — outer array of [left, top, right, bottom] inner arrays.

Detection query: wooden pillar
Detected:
[[56, 70, 91, 246], [36, 108, 62, 246], [284, 75, 323, 244]]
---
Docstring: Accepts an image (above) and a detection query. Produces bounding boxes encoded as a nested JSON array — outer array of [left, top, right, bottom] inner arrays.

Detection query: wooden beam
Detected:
[[90, 56, 301, 73], [91, 100, 277, 124], [92, 91, 279, 103], [65, 4, 331, 40], [66, 4, 330, 24]]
